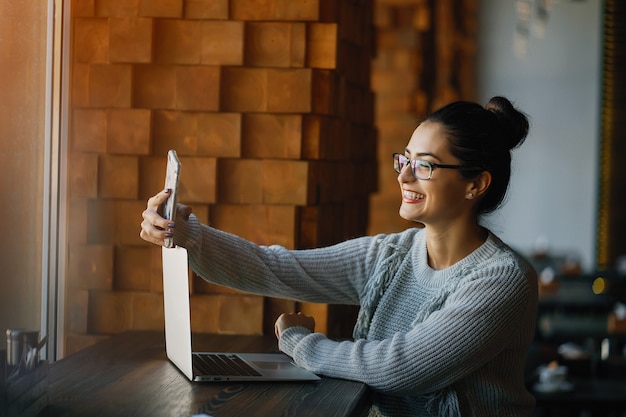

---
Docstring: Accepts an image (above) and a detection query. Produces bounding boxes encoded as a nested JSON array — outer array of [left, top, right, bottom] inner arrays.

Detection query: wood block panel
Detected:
[[221, 67, 267, 112], [244, 22, 305, 68], [107, 108, 152, 155], [302, 114, 344, 160], [150, 246, 163, 292], [231, 0, 320, 21], [262, 159, 312, 205], [109, 17, 153, 63], [66, 289, 89, 333], [197, 112, 242, 157], [138, 0, 183, 17], [263, 298, 296, 335], [73, 0, 96, 17], [190, 294, 220, 333], [68, 244, 114, 290], [210, 204, 296, 248], [98, 154, 139, 199], [218, 295, 263, 335], [69, 152, 98, 198], [114, 246, 152, 291], [178, 157, 217, 203], [88, 64, 132, 108], [88, 290, 133, 333], [87, 199, 117, 244], [152, 111, 198, 156], [68, 198, 89, 244], [133, 64, 177, 109], [306, 23, 337, 69], [139, 156, 167, 200], [175, 66, 220, 111], [73, 109, 107, 152], [72, 63, 90, 108], [200, 21, 244, 66], [74, 18, 109, 63], [311, 69, 338, 115], [267, 68, 312, 112], [95, 0, 139, 17], [193, 277, 242, 295], [242, 113, 302, 159], [185, 0, 229, 19], [298, 302, 328, 334], [154, 19, 201, 64], [132, 292, 165, 330], [116, 200, 153, 245], [217, 159, 263, 203]]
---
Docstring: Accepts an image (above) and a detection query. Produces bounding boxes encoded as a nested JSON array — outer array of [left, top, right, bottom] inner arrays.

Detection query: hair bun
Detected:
[[485, 96, 529, 151]]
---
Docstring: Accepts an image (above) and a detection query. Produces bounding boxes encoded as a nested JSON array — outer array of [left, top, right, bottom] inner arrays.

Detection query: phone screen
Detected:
[[163, 150, 181, 248]]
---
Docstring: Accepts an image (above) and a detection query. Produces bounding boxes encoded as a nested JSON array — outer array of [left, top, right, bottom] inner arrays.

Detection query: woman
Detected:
[[141, 96, 538, 417]]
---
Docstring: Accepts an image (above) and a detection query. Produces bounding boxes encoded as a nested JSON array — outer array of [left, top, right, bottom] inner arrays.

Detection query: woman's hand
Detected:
[[274, 312, 315, 340], [140, 189, 192, 246]]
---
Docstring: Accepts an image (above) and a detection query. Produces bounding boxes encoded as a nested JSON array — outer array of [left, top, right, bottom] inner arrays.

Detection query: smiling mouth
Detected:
[[403, 190, 425, 202]]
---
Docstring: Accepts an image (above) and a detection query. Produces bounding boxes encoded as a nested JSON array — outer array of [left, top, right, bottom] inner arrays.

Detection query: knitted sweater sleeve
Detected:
[[172, 213, 379, 304], [279, 259, 534, 396]]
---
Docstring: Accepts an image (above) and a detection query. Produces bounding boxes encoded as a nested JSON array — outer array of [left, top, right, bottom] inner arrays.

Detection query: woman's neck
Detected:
[[424, 223, 487, 270]]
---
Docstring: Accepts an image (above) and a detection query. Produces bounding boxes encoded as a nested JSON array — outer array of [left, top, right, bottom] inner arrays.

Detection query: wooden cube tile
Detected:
[[200, 21, 244, 66], [218, 295, 263, 335], [178, 157, 217, 203], [69, 152, 98, 198], [298, 302, 328, 334], [114, 246, 151, 291], [68, 197, 89, 244], [276, 0, 320, 21], [175, 66, 220, 111], [152, 111, 199, 156], [260, 205, 297, 248], [132, 292, 164, 330], [185, 0, 229, 19], [133, 64, 177, 109], [221, 67, 267, 112], [95, 0, 139, 17], [74, 18, 109, 63], [217, 159, 263, 204], [87, 199, 117, 244], [306, 23, 337, 69], [302, 114, 344, 160], [263, 298, 296, 335], [266, 68, 312, 113], [109, 17, 153, 63], [208, 205, 256, 242], [311, 69, 337, 115], [67, 244, 114, 290], [88, 290, 133, 334], [244, 22, 305, 68], [190, 294, 220, 333], [88, 64, 132, 108], [197, 112, 241, 157], [73, 0, 96, 17], [138, 0, 183, 17], [115, 200, 148, 245], [230, 0, 275, 20], [150, 246, 163, 292], [73, 109, 107, 152], [192, 276, 241, 295], [242, 113, 301, 159], [66, 289, 89, 333], [262, 159, 311, 205], [98, 154, 139, 199], [72, 63, 90, 107], [154, 19, 201, 64], [107, 108, 151, 155], [139, 156, 167, 200]]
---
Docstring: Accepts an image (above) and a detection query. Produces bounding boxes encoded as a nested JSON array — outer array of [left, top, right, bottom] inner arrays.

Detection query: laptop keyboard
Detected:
[[193, 353, 262, 377]]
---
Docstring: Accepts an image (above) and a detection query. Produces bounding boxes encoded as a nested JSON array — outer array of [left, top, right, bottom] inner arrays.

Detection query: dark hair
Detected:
[[425, 96, 529, 214]]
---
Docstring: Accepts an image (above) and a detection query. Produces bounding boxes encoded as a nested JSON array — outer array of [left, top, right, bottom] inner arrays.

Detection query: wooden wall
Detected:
[[64, 0, 477, 356]]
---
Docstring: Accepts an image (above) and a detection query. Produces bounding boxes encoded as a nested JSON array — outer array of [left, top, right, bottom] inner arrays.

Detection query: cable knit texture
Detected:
[[173, 216, 538, 417]]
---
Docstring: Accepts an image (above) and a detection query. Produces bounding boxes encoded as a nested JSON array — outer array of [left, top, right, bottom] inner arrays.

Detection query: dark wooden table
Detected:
[[38, 331, 371, 417]]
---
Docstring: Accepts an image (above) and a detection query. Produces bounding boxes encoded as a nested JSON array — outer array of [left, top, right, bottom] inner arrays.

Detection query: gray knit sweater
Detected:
[[173, 215, 538, 417]]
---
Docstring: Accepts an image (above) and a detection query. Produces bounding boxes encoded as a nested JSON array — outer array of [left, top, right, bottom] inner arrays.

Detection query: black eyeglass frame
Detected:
[[392, 153, 481, 180]]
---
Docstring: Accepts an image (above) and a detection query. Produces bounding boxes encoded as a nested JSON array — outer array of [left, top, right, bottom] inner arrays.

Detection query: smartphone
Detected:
[[163, 150, 181, 248]]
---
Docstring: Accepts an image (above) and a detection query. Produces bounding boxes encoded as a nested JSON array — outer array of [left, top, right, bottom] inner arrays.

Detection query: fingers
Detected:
[[139, 189, 174, 246]]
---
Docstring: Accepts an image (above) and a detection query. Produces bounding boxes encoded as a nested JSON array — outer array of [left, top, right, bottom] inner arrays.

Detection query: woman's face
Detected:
[[397, 121, 475, 228]]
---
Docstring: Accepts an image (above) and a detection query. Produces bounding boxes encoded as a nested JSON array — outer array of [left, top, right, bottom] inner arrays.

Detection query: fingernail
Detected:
[[167, 223, 175, 228], [165, 232, 173, 238], [164, 188, 171, 193]]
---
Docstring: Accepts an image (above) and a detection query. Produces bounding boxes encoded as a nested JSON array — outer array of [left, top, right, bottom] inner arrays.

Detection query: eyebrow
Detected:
[[404, 148, 442, 161]]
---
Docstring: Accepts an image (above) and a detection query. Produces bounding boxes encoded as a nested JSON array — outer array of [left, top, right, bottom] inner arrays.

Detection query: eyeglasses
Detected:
[[392, 153, 473, 180]]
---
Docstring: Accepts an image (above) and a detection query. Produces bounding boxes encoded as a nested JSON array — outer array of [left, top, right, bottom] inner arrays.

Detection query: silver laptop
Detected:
[[162, 246, 321, 382]]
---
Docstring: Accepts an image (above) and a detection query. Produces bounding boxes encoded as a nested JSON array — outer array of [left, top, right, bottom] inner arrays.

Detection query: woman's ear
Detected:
[[467, 171, 492, 199]]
